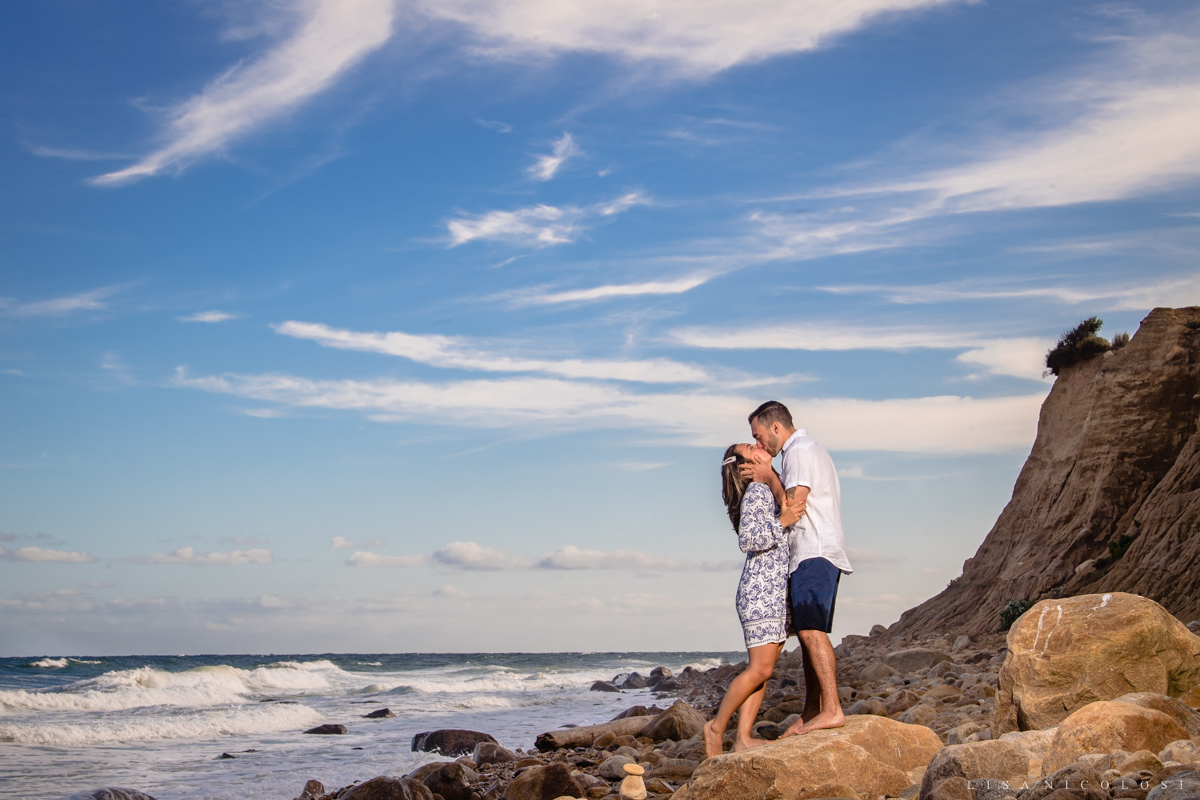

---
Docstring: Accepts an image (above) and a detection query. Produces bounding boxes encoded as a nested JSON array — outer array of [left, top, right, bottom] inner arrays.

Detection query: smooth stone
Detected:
[[860, 662, 899, 682], [299, 780, 325, 800], [412, 729, 498, 757], [884, 648, 953, 673], [1042, 701, 1187, 773], [503, 763, 582, 800], [1147, 768, 1200, 799], [364, 708, 395, 719], [422, 763, 474, 800], [598, 755, 635, 780], [639, 700, 705, 743], [1159, 740, 1200, 764], [620, 674, 648, 690], [305, 724, 348, 735], [918, 740, 1031, 799], [341, 776, 434, 800], [622, 764, 644, 776], [590, 682, 620, 693]]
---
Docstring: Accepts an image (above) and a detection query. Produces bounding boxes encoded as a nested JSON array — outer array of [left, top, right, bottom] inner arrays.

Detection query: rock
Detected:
[[752, 721, 782, 740], [67, 791, 158, 800], [884, 649, 954, 673], [474, 742, 518, 766], [503, 763, 582, 800], [642, 777, 673, 795], [413, 730, 498, 757], [996, 594, 1200, 734], [998, 727, 1057, 761], [217, 753, 236, 759], [299, 780, 325, 800], [898, 703, 939, 726], [860, 662, 898, 682], [946, 723, 988, 745], [952, 635, 973, 653], [871, 624, 889, 637], [341, 777, 435, 800], [423, 764, 475, 800], [1115, 693, 1200, 738], [887, 689, 922, 716], [926, 776, 972, 800], [673, 715, 943, 800], [1118, 750, 1165, 775], [918, 740, 1031, 800], [304, 724, 348, 735], [408, 763, 454, 782], [646, 759, 697, 780], [1042, 701, 1189, 774], [1018, 762, 1105, 800], [611, 706, 651, 720], [364, 708, 396, 719], [652, 677, 680, 692], [795, 781, 863, 799], [598, 755, 636, 780], [1159, 740, 1200, 764], [590, 682, 620, 693], [847, 698, 888, 717], [618, 771, 647, 800], [1147, 768, 1200, 799], [639, 700, 705, 742], [889, 309, 1200, 639], [620, 673, 648, 690], [650, 666, 672, 680]]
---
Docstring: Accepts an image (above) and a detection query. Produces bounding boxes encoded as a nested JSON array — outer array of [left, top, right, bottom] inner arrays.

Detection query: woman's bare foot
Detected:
[[703, 720, 725, 758], [732, 736, 771, 752], [796, 709, 845, 734]]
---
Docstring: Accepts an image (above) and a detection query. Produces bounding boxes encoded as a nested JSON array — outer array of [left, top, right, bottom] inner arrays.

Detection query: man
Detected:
[[740, 400, 853, 736]]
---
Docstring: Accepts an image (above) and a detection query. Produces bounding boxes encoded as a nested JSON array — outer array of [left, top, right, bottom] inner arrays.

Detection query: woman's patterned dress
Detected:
[[735, 481, 790, 649]]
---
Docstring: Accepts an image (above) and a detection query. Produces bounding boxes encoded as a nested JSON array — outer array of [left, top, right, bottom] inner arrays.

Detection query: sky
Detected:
[[2, 0, 1198, 657]]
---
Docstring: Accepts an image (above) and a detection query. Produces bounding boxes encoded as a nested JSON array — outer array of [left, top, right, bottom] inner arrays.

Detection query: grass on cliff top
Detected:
[[1045, 316, 1112, 376]]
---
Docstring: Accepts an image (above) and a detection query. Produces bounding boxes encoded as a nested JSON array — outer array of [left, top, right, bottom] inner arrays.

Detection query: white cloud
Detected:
[[243, 408, 287, 418], [432, 541, 529, 571], [0, 287, 118, 317], [446, 192, 648, 248], [431, 584, 468, 599], [0, 546, 94, 563], [348, 551, 426, 568], [275, 320, 707, 383], [534, 545, 738, 572], [956, 338, 1053, 382], [175, 366, 1046, 452], [505, 273, 711, 307], [527, 132, 578, 181], [179, 310, 236, 323], [92, 0, 394, 185], [846, 547, 904, 572], [422, 0, 964, 79], [141, 547, 272, 565], [475, 118, 512, 133], [331, 536, 356, 548]]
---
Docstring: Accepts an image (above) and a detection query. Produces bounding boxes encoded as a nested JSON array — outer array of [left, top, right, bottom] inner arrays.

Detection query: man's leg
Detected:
[[798, 638, 821, 723], [703, 642, 781, 757], [783, 629, 844, 735]]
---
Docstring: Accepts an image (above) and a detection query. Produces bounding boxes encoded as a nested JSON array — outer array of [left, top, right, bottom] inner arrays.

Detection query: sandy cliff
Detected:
[[891, 306, 1200, 637]]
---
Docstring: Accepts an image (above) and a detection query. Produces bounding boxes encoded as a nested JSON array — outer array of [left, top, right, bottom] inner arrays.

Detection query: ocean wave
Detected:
[[0, 702, 322, 745], [29, 658, 69, 669]]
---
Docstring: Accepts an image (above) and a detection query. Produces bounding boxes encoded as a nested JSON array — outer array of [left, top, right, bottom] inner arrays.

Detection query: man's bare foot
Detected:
[[796, 709, 845, 734], [732, 736, 770, 752], [703, 720, 725, 758], [779, 708, 820, 738]]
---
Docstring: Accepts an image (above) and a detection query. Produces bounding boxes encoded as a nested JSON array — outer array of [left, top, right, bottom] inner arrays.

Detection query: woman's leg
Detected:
[[702, 641, 782, 757], [733, 680, 769, 751]]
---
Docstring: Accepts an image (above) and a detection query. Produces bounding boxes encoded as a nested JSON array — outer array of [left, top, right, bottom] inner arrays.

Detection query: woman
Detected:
[[702, 442, 803, 757]]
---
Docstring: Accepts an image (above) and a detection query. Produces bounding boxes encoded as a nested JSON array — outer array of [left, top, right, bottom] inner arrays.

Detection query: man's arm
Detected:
[[787, 484, 811, 507]]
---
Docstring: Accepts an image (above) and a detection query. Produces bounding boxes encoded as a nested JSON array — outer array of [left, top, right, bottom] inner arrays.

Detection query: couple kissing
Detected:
[[703, 401, 854, 758]]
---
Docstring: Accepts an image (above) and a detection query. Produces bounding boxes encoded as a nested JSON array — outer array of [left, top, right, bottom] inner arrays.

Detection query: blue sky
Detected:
[[2, 0, 1198, 656]]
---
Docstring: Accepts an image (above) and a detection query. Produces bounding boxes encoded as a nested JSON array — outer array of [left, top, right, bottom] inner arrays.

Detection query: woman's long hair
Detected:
[[721, 444, 751, 533]]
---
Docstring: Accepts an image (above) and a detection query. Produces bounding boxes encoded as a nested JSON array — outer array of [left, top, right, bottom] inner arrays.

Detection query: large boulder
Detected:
[[412, 729, 497, 756], [473, 741, 517, 767], [503, 763, 582, 800], [996, 593, 1200, 734], [1148, 769, 1200, 800], [639, 700, 705, 742], [673, 715, 943, 800], [422, 763, 474, 800], [884, 648, 952, 673], [918, 740, 1031, 800], [341, 777, 434, 800], [1041, 700, 1189, 774], [1019, 763, 1106, 800], [1114, 693, 1200, 737]]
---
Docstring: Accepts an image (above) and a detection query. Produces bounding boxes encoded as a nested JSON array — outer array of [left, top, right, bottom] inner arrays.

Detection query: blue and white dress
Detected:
[[735, 482, 790, 649]]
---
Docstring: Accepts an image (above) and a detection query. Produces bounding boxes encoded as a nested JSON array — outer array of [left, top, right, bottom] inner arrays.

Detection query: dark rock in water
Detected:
[[502, 763, 582, 800], [473, 741, 517, 766], [649, 666, 672, 679], [305, 723, 348, 735], [364, 708, 395, 719], [611, 705, 651, 720], [340, 776, 433, 800], [619, 672, 648, 689], [589, 681, 619, 693], [351, 747, 363, 750], [411, 729, 497, 756], [652, 678, 680, 692], [72, 791, 158, 800], [422, 763, 474, 800], [299, 779, 325, 800], [217, 753, 236, 759]]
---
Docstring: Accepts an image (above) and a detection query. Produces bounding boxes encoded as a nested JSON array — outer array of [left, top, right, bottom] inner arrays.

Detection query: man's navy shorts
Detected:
[[789, 557, 841, 634]]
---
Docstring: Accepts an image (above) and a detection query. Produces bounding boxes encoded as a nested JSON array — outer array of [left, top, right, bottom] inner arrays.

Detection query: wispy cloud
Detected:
[[534, 545, 737, 572], [345, 540, 739, 572], [475, 118, 512, 133], [139, 547, 272, 565], [423, 0, 965, 79], [0, 546, 94, 563], [175, 366, 1046, 452], [527, 132, 578, 181], [0, 287, 120, 317], [179, 310, 237, 323], [347, 551, 426, 568], [91, 0, 394, 185], [275, 320, 707, 383], [445, 191, 648, 248], [504, 272, 711, 307]]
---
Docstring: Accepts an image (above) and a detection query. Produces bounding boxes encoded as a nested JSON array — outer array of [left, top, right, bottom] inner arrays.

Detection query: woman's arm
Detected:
[[738, 485, 783, 554]]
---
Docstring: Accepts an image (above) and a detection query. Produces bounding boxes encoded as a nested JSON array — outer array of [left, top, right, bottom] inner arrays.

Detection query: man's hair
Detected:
[[748, 400, 793, 429]]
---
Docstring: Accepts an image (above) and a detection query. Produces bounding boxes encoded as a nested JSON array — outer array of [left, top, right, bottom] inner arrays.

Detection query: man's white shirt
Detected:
[[780, 429, 854, 575]]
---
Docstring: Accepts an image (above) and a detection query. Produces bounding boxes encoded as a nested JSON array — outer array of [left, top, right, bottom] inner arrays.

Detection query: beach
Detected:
[[0, 652, 730, 800]]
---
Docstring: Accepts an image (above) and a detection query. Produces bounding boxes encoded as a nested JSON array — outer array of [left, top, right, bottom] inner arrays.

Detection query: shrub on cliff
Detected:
[[1045, 316, 1110, 376], [999, 599, 1034, 632], [1111, 331, 1130, 349]]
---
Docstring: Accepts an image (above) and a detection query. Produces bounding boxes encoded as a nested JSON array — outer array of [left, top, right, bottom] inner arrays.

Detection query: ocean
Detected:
[[0, 652, 735, 800]]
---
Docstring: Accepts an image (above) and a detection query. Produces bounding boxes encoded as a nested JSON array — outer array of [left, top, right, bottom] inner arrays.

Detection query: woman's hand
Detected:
[[779, 497, 805, 528]]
